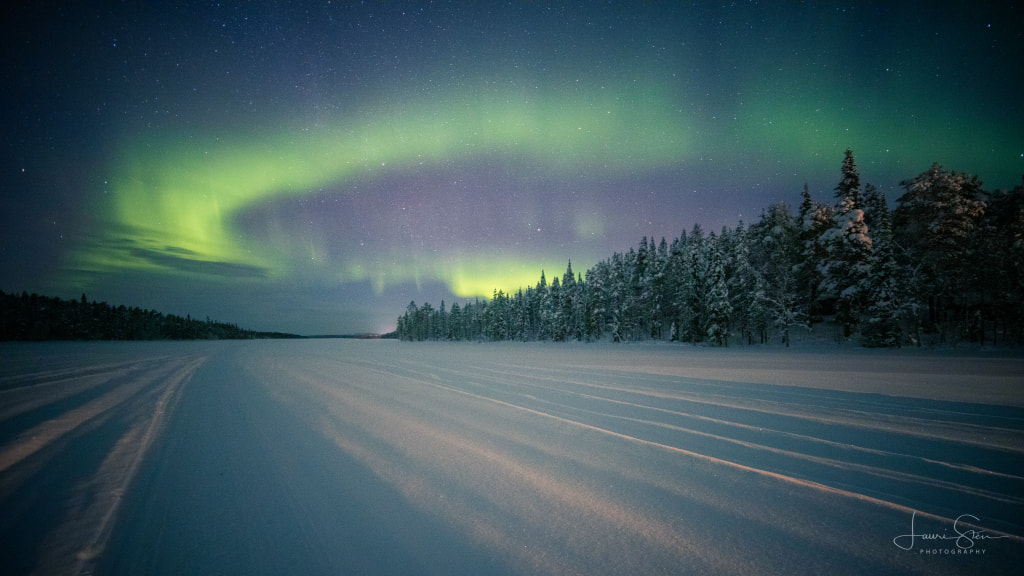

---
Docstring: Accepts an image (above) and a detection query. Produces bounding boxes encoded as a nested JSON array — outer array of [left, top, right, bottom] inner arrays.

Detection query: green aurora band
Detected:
[[76, 84, 692, 297]]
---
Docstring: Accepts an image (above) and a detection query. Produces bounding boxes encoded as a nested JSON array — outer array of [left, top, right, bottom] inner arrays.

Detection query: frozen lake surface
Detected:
[[1, 340, 1023, 575]]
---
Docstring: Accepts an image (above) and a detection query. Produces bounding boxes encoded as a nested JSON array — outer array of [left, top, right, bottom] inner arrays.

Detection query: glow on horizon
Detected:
[[73, 83, 688, 298], [337, 254, 577, 299]]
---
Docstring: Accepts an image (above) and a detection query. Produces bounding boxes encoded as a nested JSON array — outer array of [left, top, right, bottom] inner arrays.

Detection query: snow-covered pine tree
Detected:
[[702, 233, 732, 346], [972, 183, 1024, 345], [753, 203, 806, 346], [621, 246, 643, 341], [509, 288, 526, 341], [817, 151, 872, 340], [418, 302, 434, 341], [575, 273, 597, 341], [665, 232, 688, 341], [649, 237, 671, 340], [727, 221, 761, 344], [748, 271, 770, 344], [633, 238, 652, 339], [585, 260, 609, 340], [449, 301, 463, 340], [894, 164, 986, 341], [819, 196, 873, 339], [561, 261, 578, 341], [679, 224, 706, 343], [402, 303, 418, 341], [607, 252, 627, 342], [547, 276, 563, 341], [438, 300, 448, 340], [860, 188, 902, 347], [536, 270, 551, 340], [861, 183, 886, 231], [797, 184, 835, 320], [396, 314, 407, 341], [835, 149, 863, 208]]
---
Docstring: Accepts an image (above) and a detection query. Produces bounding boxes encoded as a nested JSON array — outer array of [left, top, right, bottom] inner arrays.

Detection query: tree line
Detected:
[[0, 291, 300, 341], [397, 151, 1024, 347]]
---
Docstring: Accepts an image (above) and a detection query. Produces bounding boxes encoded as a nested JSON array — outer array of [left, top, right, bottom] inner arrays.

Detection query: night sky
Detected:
[[2, 2, 1021, 335]]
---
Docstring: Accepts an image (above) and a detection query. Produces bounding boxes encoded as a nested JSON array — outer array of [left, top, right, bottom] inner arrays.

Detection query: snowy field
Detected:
[[1, 340, 1022, 575]]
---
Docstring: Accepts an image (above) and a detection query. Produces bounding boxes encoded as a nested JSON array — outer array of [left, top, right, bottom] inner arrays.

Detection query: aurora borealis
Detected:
[[95, 80, 689, 295], [2, 2, 1022, 334]]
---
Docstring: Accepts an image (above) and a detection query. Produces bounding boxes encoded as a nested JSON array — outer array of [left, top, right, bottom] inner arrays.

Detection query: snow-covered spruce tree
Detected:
[[535, 270, 551, 340], [501, 290, 515, 341], [561, 261, 581, 341], [437, 300, 448, 340], [726, 221, 762, 345], [755, 280, 804, 347], [716, 225, 736, 337], [818, 151, 871, 340], [507, 288, 525, 341], [1002, 183, 1024, 343], [631, 238, 652, 340], [627, 236, 672, 341], [653, 237, 672, 339], [418, 302, 434, 341], [819, 197, 873, 339], [573, 272, 587, 340], [448, 301, 463, 340], [532, 282, 548, 338], [523, 284, 540, 341], [893, 164, 986, 342], [972, 183, 1024, 344], [606, 249, 634, 341], [623, 246, 646, 341], [748, 271, 771, 344], [473, 298, 488, 341], [520, 288, 533, 341], [460, 299, 477, 341], [396, 313, 407, 341], [860, 186, 902, 347], [861, 183, 887, 232], [471, 299, 487, 341], [678, 224, 706, 343], [835, 149, 863, 208], [548, 276, 564, 341], [665, 231, 688, 341], [481, 290, 502, 341], [584, 259, 609, 340], [575, 273, 597, 341], [797, 184, 835, 321], [606, 254, 625, 342], [751, 202, 806, 346], [702, 232, 732, 346], [404, 301, 419, 340]]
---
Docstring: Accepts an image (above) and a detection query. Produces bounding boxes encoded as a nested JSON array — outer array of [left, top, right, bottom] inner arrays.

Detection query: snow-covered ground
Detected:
[[1, 340, 1022, 575]]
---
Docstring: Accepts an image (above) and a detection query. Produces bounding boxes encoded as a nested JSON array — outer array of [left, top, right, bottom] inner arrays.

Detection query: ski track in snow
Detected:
[[0, 342, 209, 576], [1, 340, 1022, 575]]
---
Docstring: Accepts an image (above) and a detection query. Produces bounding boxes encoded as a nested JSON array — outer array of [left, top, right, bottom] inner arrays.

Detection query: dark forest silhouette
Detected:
[[0, 291, 300, 341], [398, 151, 1024, 347]]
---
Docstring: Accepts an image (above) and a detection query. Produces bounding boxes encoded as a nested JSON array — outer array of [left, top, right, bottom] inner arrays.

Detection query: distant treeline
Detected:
[[398, 152, 1024, 347], [0, 291, 301, 341]]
